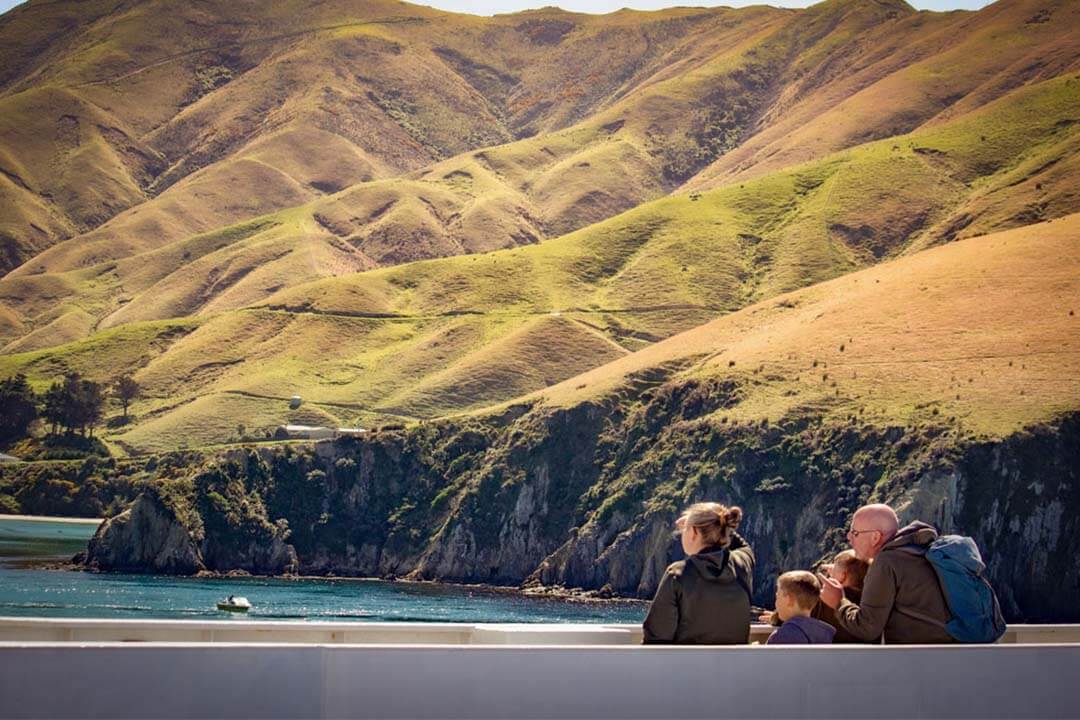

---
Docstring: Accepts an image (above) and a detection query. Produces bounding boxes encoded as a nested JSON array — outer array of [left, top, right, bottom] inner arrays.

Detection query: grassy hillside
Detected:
[[0, 0, 777, 274], [4, 64, 1077, 350], [686, 0, 1080, 189], [2, 70, 1076, 453], [3, 0, 1077, 318], [540, 214, 1080, 438], [1, 0, 1079, 456]]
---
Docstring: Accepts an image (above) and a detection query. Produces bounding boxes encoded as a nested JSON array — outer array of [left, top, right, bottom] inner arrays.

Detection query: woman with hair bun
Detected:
[[642, 502, 755, 644]]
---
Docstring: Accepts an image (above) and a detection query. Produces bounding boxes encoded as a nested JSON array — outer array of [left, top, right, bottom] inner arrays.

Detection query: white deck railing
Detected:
[[1, 616, 1077, 645], [1, 619, 1077, 719]]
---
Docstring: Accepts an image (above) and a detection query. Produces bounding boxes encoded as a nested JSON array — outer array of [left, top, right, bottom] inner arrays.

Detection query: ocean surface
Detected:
[[0, 516, 647, 624]]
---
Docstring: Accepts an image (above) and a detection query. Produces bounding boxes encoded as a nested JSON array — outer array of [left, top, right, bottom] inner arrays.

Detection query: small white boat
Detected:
[[216, 596, 251, 612]]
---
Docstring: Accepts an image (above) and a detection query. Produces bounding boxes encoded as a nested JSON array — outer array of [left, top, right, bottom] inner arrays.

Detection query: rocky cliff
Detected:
[[85, 470, 298, 576], [84, 487, 204, 574], [81, 376, 1079, 622]]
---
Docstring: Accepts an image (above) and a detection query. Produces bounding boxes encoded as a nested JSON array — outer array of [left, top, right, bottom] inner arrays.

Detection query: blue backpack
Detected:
[[899, 535, 1007, 643]]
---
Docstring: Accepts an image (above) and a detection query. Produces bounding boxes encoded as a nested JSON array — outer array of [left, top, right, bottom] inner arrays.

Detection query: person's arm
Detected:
[[727, 531, 755, 597], [728, 530, 751, 554], [642, 569, 680, 644], [729, 531, 755, 571], [832, 556, 896, 642]]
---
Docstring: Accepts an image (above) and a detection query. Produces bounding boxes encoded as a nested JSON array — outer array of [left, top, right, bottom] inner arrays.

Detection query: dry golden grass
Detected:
[[686, 0, 1080, 190], [4, 0, 1076, 291], [540, 214, 1080, 438], [2, 66, 1077, 453], [4, 210, 1074, 454]]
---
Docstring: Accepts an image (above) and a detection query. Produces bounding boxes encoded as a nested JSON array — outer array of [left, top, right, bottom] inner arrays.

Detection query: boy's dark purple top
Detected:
[[766, 615, 836, 644]]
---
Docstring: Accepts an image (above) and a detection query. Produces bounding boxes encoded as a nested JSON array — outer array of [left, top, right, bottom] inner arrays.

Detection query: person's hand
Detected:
[[758, 612, 773, 623], [819, 574, 844, 609]]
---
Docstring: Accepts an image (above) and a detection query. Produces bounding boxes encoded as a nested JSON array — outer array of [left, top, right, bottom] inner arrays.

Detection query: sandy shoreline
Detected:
[[0, 514, 103, 525]]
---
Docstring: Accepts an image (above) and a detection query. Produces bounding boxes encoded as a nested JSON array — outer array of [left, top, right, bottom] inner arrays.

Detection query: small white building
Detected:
[[335, 427, 365, 438], [278, 425, 366, 440], [281, 424, 335, 440]]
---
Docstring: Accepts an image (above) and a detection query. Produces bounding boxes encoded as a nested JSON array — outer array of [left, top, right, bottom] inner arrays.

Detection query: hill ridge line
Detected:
[[250, 303, 727, 320], [69, 17, 428, 91]]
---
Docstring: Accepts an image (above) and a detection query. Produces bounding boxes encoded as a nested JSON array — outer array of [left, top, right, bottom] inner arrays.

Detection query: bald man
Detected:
[[819, 504, 954, 644]]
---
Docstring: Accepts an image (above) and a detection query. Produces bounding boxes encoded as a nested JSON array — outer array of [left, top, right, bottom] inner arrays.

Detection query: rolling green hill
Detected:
[[539, 213, 1080, 437], [3, 0, 1078, 352], [1, 67, 1077, 454], [686, 0, 1080, 190], [0, 0, 772, 275], [1, 0, 1078, 457]]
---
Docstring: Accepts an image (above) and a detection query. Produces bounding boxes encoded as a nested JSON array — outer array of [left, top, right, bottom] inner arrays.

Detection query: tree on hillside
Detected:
[[0, 374, 37, 444], [113, 374, 140, 422], [77, 379, 105, 437], [40, 373, 105, 437], [41, 381, 66, 435]]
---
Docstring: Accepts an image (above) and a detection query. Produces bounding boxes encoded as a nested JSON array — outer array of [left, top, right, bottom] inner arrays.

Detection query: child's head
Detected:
[[828, 549, 870, 591], [775, 570, 821, 621]]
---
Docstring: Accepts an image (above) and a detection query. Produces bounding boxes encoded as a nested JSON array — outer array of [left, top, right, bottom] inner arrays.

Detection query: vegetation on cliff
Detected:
[[64, 390, 1078, 621]]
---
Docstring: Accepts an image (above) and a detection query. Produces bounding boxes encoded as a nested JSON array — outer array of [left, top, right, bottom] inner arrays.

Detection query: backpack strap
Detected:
[[889, 539, 950, 630]]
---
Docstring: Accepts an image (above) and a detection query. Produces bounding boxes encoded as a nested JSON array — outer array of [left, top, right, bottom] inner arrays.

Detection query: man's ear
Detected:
[[870, 531, 883, 552]]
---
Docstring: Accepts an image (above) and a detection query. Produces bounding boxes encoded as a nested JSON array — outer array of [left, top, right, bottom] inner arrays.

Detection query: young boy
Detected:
[[820, 549, 869, 600], [814, 549, 873, 643], [766, 571, 836, 644]]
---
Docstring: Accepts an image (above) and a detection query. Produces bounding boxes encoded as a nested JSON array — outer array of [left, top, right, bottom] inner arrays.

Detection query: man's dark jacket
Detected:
[[834, 521, 955, 644]]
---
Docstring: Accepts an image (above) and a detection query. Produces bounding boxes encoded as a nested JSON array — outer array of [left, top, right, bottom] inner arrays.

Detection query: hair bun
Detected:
[[681, 502, 743, 548]]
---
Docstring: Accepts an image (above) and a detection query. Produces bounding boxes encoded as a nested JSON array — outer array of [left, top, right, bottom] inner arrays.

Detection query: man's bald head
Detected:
[[848, 504, 900, 560], [854, 504, 899, 534]]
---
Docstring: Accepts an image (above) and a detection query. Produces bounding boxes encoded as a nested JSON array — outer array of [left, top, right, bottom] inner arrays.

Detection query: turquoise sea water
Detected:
[[0, 517, 647, 624]]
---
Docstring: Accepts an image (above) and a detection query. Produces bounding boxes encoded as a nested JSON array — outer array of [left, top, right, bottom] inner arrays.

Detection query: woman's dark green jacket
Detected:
[[642, 532, 755, 644]]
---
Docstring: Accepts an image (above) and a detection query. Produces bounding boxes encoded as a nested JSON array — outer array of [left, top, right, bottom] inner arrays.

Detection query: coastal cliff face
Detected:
[[85, 465, 298, 576], [85, 488, 204, 574], [81, 387, 1078, 621], [949, 429, 1080, 623]]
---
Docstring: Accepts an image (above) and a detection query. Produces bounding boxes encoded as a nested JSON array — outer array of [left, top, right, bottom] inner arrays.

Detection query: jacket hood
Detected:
[[884, 520, 939, 551], [686, 545, 737, 583]]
